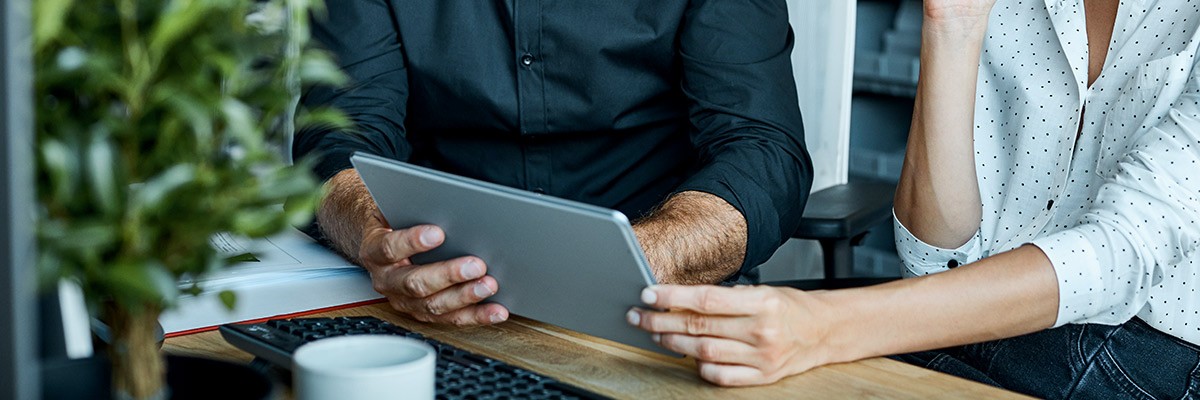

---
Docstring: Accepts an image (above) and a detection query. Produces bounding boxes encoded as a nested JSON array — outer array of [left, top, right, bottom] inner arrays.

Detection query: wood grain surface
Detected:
[[163, 303, 1029, 399]]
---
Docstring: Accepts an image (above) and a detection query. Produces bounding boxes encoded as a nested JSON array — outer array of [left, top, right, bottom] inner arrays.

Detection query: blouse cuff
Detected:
[[892, 209, 983, 278], [1028, 229, 1104, 328]]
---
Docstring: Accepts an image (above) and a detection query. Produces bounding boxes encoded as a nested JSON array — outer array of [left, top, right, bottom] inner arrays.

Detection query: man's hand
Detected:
[[359, 215, 509, 325], [318, 169, 509, 326], [626, 285, 831, 387]]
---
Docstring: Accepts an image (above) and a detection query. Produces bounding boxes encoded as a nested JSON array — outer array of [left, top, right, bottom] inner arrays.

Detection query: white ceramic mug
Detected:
[[293, 335, 436, 400]]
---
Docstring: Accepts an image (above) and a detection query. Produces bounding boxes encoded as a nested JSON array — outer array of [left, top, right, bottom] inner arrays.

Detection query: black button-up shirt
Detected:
[[295, 1, 813, 281]]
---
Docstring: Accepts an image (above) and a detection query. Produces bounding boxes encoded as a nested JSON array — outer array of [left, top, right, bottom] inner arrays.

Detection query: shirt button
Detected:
[[1046, 200, 1054, 210], [520, 54, 534, 66], [947, 259, 959, 269]]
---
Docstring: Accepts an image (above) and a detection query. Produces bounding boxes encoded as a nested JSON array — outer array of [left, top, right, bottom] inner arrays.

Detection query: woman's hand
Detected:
[[626, 285, 832, 387]]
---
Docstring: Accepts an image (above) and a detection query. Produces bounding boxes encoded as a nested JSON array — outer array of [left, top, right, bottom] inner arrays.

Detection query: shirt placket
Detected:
[[1004, 0, 1088, 249], [514, 0, 551, 194]]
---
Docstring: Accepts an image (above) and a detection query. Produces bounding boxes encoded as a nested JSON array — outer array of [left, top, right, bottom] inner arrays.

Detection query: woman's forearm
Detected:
[[817, 245, 1059, 363], [894, 17, 992, 248]]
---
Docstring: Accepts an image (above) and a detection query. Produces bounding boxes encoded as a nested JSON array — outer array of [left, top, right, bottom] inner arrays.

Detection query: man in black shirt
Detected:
[[297, 1, 813, 326]]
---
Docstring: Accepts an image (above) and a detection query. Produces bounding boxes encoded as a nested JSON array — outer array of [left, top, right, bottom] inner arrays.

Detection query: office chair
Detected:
[[767, 179, 898, 291], [768, 2, 899, 291]]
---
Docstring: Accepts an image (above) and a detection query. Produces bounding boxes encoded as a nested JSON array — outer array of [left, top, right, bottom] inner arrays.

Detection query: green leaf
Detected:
[[295, 107, 352, 131], [230, 208, 283, 237], [32, 0, 75, 51], [56, 222, 118, 254], [148, 0, 209, 61], [159, 91, 215, 148], [282, 191, 318, 227], [218, 290, 237, 310], [257, 168, 316, 199], [106, 260, 179, 307], [132, 164, 195, 212], [39, 139, 77, 203], [84, 128, 119, 216], [297, 52, 348, 86], [220, 98, 258, 148], [225, 253, 259, 263]]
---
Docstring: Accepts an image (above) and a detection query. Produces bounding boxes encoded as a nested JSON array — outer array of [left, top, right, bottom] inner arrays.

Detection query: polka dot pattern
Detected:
[[893, 0, 1200, 346]]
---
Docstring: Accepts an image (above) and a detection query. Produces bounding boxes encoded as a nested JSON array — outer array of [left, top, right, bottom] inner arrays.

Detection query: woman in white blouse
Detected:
[[627, 0, 1200, 397]]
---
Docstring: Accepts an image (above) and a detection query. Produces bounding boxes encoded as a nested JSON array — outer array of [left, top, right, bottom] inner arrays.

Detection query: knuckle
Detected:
[[697, 341, 721, 361], [638, 313, 655, 329], [760, 295, 783, 312], [423, 300, 441, 316], [387, 298, 406, 312], [402, 275, 430, 297], [656, 333, 673, 347], [698, 288, 721, 311], [753, 325, 780, 343], [379, 240, 397, 262], [685, 314, 708, 335], [372, 280, 390, 295]]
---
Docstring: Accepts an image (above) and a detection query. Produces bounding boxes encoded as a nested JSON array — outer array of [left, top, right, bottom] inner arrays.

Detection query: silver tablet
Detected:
[[350, 152, 668, 355]]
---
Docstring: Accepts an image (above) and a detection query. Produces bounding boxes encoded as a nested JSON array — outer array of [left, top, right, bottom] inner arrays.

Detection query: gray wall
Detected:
[[2, 0, 39, 398]]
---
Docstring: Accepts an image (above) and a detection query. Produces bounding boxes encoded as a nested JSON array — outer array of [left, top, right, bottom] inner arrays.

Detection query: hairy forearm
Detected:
[[316, 168, 380, 262], [633, 191, 747, 285], [894, 18, 991, 248], [818, 245, 1058, 364]]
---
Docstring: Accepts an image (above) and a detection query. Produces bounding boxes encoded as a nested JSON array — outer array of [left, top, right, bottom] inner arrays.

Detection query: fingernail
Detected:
[[473, 282, 493, 298], [651, 333, 661, 343], [419, 227, 441, 247], [625, 309, 640, 326], [460, 259, 483, 280], [489, 313, 506, 324], [640, 288, 657, 305]]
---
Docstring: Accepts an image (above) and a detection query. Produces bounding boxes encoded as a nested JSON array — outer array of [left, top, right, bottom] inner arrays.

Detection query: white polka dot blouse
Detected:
[[893, 0, 1200, 346]]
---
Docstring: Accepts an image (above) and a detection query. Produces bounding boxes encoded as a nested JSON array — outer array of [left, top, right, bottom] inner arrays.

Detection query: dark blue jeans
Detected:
[[892, 318, 1200, 399]]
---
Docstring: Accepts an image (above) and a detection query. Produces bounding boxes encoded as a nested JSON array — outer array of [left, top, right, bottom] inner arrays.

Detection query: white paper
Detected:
[[190, 228, 358, 288]]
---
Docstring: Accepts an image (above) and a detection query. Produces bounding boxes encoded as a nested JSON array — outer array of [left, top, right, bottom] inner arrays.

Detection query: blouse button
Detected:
[[947, 259, 960, 269]]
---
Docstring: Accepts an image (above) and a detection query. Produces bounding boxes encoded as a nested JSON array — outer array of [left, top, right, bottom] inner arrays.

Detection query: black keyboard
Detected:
[[220, 316, 609, 400]]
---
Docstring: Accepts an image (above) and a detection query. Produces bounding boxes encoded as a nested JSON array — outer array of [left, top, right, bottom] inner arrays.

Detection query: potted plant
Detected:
[[33, 0, 345, 398]]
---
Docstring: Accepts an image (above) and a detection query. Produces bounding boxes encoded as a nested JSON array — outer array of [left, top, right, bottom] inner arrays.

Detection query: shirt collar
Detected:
[[1043, 0, 1088, 104]]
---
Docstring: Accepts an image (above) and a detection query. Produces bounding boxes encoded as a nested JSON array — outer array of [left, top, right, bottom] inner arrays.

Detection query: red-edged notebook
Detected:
[[159, 229, 385, 337]]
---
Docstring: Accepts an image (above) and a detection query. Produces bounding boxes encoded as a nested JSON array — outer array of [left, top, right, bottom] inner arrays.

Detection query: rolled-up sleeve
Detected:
[[675, 0, 814, 274], [893, 212, 984, 277], [1030, 63, 1200, 328], [294, 0, 411, 182]]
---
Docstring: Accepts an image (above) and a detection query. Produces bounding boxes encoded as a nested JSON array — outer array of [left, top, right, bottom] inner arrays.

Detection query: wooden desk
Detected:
[[164, 303, 1026, 399]]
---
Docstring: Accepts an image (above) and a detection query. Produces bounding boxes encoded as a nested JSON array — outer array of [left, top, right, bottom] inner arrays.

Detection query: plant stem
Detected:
[[105, 303, 166, 400]]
